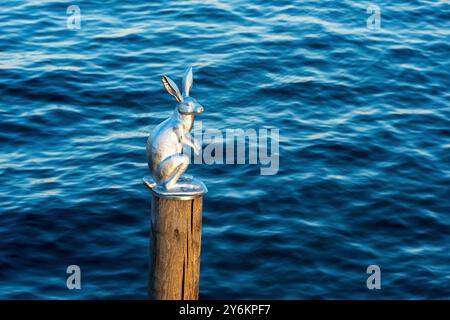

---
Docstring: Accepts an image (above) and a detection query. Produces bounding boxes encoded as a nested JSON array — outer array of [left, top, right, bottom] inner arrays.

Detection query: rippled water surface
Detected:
[[0, 0, 449, 299]]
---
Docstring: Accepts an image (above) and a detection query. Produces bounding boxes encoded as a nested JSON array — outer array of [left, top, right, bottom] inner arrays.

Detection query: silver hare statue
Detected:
[[145, 66, 206, 196]]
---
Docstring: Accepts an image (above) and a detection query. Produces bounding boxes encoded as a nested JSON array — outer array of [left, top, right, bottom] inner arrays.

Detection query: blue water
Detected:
[[0, 0, 449, 299]]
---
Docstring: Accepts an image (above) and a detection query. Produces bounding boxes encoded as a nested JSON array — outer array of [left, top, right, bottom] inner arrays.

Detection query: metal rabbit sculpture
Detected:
[[144, 66, 207, 198]]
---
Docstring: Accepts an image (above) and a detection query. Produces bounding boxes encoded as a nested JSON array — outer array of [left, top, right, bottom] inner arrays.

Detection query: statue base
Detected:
[[143, 175, 208, 200]]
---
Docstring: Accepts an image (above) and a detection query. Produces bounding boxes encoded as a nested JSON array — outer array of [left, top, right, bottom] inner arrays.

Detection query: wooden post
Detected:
[[148, 193, 203, 300]]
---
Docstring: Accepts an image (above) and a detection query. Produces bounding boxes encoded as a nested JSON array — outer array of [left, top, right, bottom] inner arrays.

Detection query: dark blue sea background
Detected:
[[0, 0, 449, 299]]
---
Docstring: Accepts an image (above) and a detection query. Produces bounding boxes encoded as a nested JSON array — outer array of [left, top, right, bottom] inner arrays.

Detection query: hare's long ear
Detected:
[[182, 66, 193, 97], [162, 75, 183, 102]]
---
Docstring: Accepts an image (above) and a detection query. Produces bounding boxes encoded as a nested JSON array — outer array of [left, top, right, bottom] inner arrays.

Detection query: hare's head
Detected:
[[162, 66, 204, 115]]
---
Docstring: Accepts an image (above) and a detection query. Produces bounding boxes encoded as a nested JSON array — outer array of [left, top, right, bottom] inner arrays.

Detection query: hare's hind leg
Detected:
[[156, 154, 189, 190]]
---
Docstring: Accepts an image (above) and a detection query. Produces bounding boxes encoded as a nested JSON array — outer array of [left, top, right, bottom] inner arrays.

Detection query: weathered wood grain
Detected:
[[149, 194, 203, 300]]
